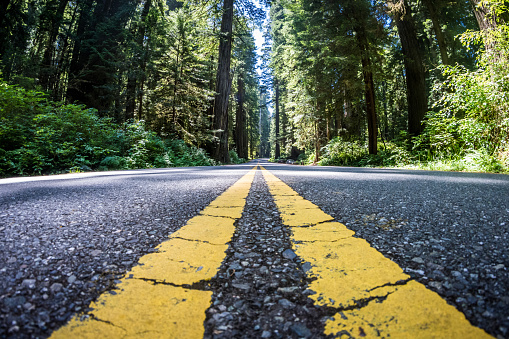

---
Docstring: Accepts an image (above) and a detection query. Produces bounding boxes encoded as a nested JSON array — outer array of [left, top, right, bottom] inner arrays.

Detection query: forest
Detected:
[[1, 0, 508, 176]]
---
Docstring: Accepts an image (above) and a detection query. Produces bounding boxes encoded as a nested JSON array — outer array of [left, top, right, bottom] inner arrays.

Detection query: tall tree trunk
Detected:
[[67, 0, 97, 105], [0, 0, 12, 58], [235, 73, 248, 159], [0, 0, 10, 31], [39, 0, 69, 95], [275, 79, 281, 159], [356, 26, 378, 155], [212, 0, 234, 163], [470, 0, 502, 55], [281, 100, 286, 153], [335, 89, 345, 137], [126, 0, 151, 121], [470, 0, 497, 31], [259, 91, 263, 158], [388, 0, 428, 137], [422, 0, 449, 65], [314, 120, 320, 164], [249, 115, 254, 159], [172, 44, 180, 128]]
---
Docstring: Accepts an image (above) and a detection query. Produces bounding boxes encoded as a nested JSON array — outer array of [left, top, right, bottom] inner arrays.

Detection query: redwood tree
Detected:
[[388, 0, 428, 137], [212, 0, 235, 163]]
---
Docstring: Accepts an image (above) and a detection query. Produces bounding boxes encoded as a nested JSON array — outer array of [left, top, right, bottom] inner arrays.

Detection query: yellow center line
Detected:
[[260, 166, 492, 338], [51, 166, 258, 339]]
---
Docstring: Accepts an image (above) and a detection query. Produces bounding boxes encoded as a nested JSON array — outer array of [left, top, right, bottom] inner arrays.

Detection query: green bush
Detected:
[[229, 149, 246, 164], [0, 81, 46, 152], [100, 156, 127, 170], [0, 79, 218, 177], [318, 138, 416, 168], [123, 122, 165, 169], [166, 140, 216, 167], [0, 81, 119, 175], [318, 138, 368, 166]]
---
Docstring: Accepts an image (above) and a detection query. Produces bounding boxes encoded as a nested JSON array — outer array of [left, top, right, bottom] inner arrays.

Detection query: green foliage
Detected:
[[0, 80, 217, 177], [410, 9, 509, 173], [0, 81, 46, 152], [317, 131, 507, 173], [404, 150, 506, 173], [0, 82, 116, 175], [122, 121, 165, 169], [319, 139, 369, 167], [318, 137, 416, 168], [165, 140, 217, 167], [228, 149, 246, 164], [100, 156, 127, 170]]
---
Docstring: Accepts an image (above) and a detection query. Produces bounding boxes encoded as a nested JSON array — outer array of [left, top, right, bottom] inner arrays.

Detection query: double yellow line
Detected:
[[52, 165, 491, 338], [261, 167, 491, 338], [52, 167, 256, 338]]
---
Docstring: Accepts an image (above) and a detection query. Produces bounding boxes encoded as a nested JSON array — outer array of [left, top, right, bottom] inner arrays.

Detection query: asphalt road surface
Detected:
[[0, 160, 508, 338]]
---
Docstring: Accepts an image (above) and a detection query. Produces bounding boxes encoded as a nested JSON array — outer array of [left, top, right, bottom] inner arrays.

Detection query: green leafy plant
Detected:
[[229, 149, 246, 164], [0, 79, 219, 177]]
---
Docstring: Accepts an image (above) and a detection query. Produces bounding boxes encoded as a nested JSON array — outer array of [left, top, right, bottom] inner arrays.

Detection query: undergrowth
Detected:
[[0, 80, 226, 177], [315, 137, 508, 174]]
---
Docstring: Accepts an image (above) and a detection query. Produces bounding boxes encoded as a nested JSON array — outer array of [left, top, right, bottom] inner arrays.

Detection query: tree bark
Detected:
[[388, 0, 428, 137], [314, 120, 320, 164], [356, 26, 378, 155], [470, 0, 497, 31], [0, 0, 12, 58], [281, 100, 286, 153], [235, 74, 248, 159], [126, 0, 151, 121], [212, 0, 234, 163], [275, 79, 281, 159]]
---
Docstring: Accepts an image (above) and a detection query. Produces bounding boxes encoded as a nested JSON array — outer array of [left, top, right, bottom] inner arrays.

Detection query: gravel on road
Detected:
[[204, 170, 332, 339]]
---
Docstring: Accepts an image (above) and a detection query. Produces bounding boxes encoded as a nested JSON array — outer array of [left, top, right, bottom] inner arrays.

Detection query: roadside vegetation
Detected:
[[0, 1, 260, 177], [0, 80, 246, 177], [2, 1, 509, 176], [266, 0, 509, 174]]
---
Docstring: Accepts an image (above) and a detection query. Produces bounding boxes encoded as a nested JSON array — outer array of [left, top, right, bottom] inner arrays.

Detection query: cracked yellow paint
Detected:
[[52, 279, 211, 339], [200, 206, 244, 219], [51, 166, 257, 339], [131, 238, 229, 284], [272, 196, 334, 226], [261, 166, 492, 338], [291, 222, 354, 242], [296, 237, 409, 308], [325, 280, 487, 338], [170, 215, 236, 245]]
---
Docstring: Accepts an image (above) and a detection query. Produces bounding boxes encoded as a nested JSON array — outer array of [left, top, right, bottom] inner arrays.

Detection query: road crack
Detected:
[[88, 313, 127, 333], [134, 277, 211, 291], [367, 278, 412, 292], [315, 291, 396, 317], [293, 237, 352, 244], [168, 236, 225, 245]]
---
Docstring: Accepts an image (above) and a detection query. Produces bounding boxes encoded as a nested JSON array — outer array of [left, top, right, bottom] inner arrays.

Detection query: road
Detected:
[[0, 160, 508, 338]]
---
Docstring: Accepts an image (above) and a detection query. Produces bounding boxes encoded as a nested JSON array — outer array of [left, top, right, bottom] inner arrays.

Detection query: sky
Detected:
[[253, 28, 264, 76], [252, 0, 267, 76], [251, 1, 273, 114]]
